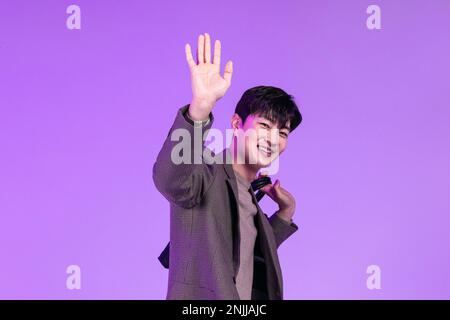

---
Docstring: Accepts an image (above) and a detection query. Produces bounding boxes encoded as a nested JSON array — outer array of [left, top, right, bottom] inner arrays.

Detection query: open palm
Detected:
[[185, 33, 233, 106]]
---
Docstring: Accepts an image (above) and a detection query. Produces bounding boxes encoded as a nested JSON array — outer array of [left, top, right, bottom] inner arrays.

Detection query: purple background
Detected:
[[1, 0, 449, 299]]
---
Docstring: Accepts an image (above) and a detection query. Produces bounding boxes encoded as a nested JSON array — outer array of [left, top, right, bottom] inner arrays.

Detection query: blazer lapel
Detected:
[[218, 149, 241, 281], [249, 188, 284, 299], [218, 148, 283, 299]]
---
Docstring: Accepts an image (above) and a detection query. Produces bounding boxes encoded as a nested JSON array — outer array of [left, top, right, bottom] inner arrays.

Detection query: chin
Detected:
[[251, 150, 278, 167], [258, 156, 277, 168]]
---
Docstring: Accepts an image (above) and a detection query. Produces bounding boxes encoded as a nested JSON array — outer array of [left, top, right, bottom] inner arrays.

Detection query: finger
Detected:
[[273, 180, 282, 194], [197, 34, 204, 64], [205, 33, 211, 63], [260, 184, 276, 199], [264, 180, 280, 195], [274, 179, 281, 188], [185, 43, 196, 69], [224, 60, 233, 84], [213, 39, 221, 66]]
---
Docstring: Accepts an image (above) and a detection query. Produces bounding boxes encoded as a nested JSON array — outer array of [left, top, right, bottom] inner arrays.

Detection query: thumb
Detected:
[[223, 60, 233, 84], [274, 179, 281, 192]]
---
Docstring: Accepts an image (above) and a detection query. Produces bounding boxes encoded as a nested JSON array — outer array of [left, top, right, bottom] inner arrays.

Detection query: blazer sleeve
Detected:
[[152, 103, 217, 209], [267, 212, 299, 249]]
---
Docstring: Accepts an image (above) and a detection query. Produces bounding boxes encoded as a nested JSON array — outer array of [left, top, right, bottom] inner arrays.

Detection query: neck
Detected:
[[228, 141, 259, 184]]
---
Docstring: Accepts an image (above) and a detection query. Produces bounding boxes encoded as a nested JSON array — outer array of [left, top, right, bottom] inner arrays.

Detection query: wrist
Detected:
[[189, 98, 215, 121], [185, 110, 210, 126], [188, 109, 209, 122], [277, 207, 295, 222]]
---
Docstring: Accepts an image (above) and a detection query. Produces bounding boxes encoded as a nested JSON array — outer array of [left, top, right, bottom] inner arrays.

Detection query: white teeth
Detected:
[[258, 145, 272, 155]]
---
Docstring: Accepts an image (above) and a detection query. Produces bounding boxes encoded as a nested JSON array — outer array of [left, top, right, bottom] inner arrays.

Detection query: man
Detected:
[[152, 33, 302, 300]]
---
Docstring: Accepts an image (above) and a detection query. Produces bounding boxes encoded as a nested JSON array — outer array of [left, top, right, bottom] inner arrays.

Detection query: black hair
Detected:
[[234, 85, 302, 133]]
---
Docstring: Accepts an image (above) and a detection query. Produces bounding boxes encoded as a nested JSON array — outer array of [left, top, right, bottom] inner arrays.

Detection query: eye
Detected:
[[259, 122, 270, 128], [280, 132, 289, 138]]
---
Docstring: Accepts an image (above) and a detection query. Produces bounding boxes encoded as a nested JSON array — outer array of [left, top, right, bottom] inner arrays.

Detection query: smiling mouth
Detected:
[[257, 144, 272, 157]]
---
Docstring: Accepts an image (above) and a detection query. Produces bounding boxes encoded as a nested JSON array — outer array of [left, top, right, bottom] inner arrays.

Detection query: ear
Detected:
[[231, 113, 242, 130]]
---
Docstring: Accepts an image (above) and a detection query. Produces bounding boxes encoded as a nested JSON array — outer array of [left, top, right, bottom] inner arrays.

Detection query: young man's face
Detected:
[[233, 113, 291, 168]]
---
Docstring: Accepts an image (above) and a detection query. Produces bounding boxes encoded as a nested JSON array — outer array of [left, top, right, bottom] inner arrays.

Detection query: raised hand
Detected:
[[185, 33, 233, 121]]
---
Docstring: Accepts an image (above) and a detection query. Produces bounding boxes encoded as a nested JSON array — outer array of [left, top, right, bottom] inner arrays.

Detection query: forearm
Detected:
[[152, 103, 215, 208]]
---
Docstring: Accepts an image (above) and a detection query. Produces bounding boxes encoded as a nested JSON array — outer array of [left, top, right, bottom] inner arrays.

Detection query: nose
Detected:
[[265, 130, 280, 150]]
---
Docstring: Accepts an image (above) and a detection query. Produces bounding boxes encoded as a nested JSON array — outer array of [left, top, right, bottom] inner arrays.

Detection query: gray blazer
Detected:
[[152, 104, 299, 300]]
